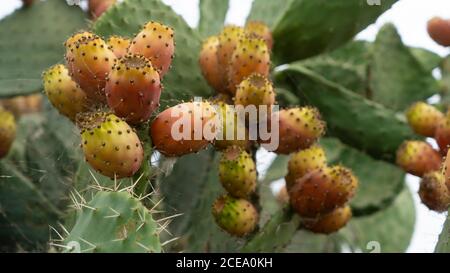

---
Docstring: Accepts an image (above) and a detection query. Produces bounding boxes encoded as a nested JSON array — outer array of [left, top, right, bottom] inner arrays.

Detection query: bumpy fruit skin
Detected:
[[427, 17, 450, 47], [234, 74, 275, 110], [43, 64, 88, 121], [89, 0, 117, 19], [212, 195, 258, 237], [107, 36, 131, 58], [105, 54, 161, 124], [303, 205, 352, 234], [285, 145, 327, 190], [396, 140, 441, 177], [289, 166, 358, 218], [262, 107, 326, 154], [245, 21, 273, 50], [213, 103, 250, 151], [406, 102, 443, 137], [128, 21, 175, 77], [217, 25, 245, 91], [79, 112, 144, 178], [64, 31, 95, 50], [228, 36, 270, 94], [419, 171, 450, 212], [219, 146, 256, 198], [150, 101, 217, 157], [199, 36, 223, 93], [65, 35, 116, 103], [0, 109, 16, 159], [435, 111, 450, 155]]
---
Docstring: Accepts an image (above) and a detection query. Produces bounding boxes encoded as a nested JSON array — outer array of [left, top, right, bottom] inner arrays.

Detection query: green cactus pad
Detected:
[[63, 191, 161, 253], [369, 24, 438, 111], [268, 0, 397, 63], [276, 64, 417, 162], [93, 0, 211, 108], [0, 0, 87, 98], [198, 0, 229, 37], [435, 210, 450, 253]]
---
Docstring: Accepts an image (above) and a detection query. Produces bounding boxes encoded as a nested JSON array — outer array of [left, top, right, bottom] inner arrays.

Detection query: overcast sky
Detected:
[[1, 0, 450, 253]]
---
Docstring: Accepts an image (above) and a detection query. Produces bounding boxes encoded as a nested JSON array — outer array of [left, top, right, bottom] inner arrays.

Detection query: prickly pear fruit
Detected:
[[245, 21, 273, 50], [228, 36, 270, 94], [285, 145, 327, 190], [22, 0, 33, 7], [79, 112, 144, 178], [64, 31, 95, 50], [0, 94, 42, 117], [219, 146, 256, 198], [212, 195, 258, 237], [105, 54, 161, 124], [89, 0, 117, 19], [0, 109, 16, 159], [443, 149, 450, 192], [128, 21, 175, 77], [262, 107, 326, 154], [199, 36, 223, 93], [435, 111, 450, 155], [418, 171, 450, 212], [406, 102, 443, 137], [303, 205, 352, 234], [396, 140, 441, 177], [213, 103, 250, 151], [234, 74, 275, 109], [107, 36, 131, 58], [427, 17, 450, 47], [65, 35, 116, 103], [289, 166, 358, 218], [43, 64, 88, 121], [64, 191, 161, 253], [150, 101, 217, 157], [217, 25, 245, 90]]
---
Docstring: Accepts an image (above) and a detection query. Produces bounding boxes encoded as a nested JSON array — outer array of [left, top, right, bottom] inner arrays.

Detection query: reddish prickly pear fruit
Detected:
[[234, 74, 275, 109], [228, 36, 270, 94], [396, 140, 441, 177], [219, 146, 256, 198], [79, 112, 144, 178], [105, 54, 161, 125], [0, 109, 16, 159], [435, 111, 450, 155], [289, 166, 358, 218], [262, 107, 326, 154], [285, 145, 327, 190], [303, 205, 352, 234], [443, 150, 450, 193], [418, 171, 450, 212], [107, 36, 131, 58], [217, 25, 245, 89], [406, 102, 443, 137], [22, 0, 33, 7], [427, 17, 450, 47], [150, 101, 217, 157], [89, 0, 117, 19], [199, 36, 224, 93], [65, 35, 116, 103], [128, 21, 175, 78], [212, 195, 258, 237], [213, 103, 250, 151], [43, 64, 88, 121], [245, 21, 273, 50]]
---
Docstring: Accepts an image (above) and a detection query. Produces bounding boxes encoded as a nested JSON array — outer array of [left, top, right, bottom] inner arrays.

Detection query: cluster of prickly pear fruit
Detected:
[[282, 145, 358, 234], [43, 20, 174, 180], [397, 101, 450, 212], [427, 17, 450, 47]]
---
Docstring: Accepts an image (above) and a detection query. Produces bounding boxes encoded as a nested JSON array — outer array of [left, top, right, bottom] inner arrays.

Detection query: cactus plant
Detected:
[[0, 0, 448, 254]]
